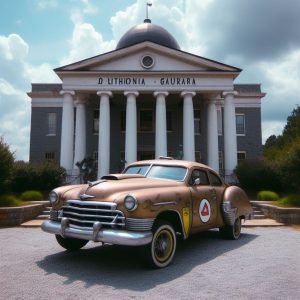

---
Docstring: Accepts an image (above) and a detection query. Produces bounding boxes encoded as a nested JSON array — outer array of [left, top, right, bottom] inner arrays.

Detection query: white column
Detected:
[[154, 91, 168, 158], [73, 97, 86, 170], [207, 98, 219, 172], [60, 90, 75, 173], [97, 91, 112, 178], [124, 91, 139, 164], [223, 91, 238, 177], [181, 91, 196, 161]]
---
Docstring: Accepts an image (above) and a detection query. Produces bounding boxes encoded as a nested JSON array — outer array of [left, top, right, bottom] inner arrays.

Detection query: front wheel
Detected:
[[219, 217, 242, 240], [145, 220, 177, 268], [55, 234, 88, 251]]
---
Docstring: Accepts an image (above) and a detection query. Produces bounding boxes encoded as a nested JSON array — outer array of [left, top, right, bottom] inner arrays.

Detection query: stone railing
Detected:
[[251, 201, 300, 224], [0, 201, 49, 227]]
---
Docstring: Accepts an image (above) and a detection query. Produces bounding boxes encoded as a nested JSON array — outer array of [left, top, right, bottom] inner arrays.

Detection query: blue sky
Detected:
[[1, 0, 300, 161]]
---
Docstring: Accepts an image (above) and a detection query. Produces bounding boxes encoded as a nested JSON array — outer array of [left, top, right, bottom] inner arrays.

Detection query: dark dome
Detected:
[[116, 19, 180, 50]]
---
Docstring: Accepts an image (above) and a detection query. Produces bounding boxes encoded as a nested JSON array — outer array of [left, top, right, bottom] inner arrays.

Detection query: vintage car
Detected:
[[42, 158, 252, 268]]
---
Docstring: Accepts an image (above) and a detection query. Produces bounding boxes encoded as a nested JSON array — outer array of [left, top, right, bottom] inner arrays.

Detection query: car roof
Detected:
[[127, 158, 215, 172]]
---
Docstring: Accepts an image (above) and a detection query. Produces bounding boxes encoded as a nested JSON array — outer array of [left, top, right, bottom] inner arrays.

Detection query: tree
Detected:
[[262, 106, 300, 193], [0, 137, 14, 192], [264, 106, 300, 159]]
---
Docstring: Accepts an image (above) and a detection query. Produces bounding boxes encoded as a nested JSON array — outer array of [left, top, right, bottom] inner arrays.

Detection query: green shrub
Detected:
[[0, 137, 14, 192], [11, 161, 66, 193], [0, 194, 23, 207], [277, 194, 300, 207], [234, 159, 282, 193], [20, 190, 43, 201], [257, 191, 279, 201]]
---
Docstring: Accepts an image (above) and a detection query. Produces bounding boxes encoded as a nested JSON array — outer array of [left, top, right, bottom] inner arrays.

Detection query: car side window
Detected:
[[189, 169, 209, 186], [209, 171, 223, 186]]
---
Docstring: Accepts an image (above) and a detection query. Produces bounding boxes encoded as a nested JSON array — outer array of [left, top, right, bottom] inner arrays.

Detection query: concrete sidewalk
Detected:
[[21, 218, 286, 228]]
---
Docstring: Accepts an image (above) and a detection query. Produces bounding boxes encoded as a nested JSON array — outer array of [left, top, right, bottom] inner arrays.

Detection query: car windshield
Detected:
[[124, 165, 150, 176], [124, 164, 187, 181]]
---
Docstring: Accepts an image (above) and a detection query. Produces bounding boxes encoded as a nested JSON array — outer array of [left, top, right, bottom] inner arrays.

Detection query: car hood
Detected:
[[61, 175, 184, 203]]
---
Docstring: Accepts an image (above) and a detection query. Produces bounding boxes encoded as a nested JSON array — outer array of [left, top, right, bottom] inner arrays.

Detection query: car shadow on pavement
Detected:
[[37, 230, 257, 291]]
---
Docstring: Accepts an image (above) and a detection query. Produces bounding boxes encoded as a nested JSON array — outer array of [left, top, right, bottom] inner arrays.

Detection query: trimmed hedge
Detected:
[[257, 191, 279, 201], [234, 159, 282, 193], [277, 194, 300, 207], [0, 194, 23, 207], [20, 190, 43, 201], [11, 161, 66, 193]]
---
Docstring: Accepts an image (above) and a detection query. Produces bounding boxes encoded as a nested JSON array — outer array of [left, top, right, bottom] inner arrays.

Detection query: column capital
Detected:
[[74, 95, 88, 106], [222, 90, 238, 97], [180, 91, 196, 98], [153, 91, 169, 97], [97, 91, 113, 97], [60, 90, 75, 96], [124, 91, 139, 97]]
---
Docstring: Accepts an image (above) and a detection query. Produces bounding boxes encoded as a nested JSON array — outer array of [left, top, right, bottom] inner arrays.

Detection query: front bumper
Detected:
[[41, 218, 153, 246]]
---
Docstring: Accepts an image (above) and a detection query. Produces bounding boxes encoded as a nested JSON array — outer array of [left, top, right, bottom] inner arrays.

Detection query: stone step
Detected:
[[36, 215, 49, 220], [253, 215, 267, 220]]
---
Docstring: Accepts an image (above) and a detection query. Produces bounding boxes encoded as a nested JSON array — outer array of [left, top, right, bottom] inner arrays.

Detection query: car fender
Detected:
[[221, 186, 252, 226]]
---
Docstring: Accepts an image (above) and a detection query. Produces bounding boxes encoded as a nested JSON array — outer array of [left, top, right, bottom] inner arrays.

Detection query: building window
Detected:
[[121, 111, 126, 132], [218, 151, 224, 176], [47, 113, 56, 135], [194, 109, 201, 134], [139, 110, 153, 132], [93, 110, 99, 133], [167, 111, 172, 132], [45, 152, 55, 160], [236, 114, 245, 135], [138, 151, 155, 161], [217, 108, 222, 135], [237, 151, 246, 164], [195, 151, 201, 163]]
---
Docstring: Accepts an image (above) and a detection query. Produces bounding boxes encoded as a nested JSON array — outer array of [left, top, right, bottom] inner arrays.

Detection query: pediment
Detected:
[[55, 42, 241, 75]]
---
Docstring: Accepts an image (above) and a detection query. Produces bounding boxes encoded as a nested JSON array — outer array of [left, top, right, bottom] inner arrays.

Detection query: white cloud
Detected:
[[37, 0, 58, 10], [262, 120, 285, 143], [81, 0, 98, 15], [0, 33, 59, 161], [60, 22, 115, 66], [258, 49, 300, 96]]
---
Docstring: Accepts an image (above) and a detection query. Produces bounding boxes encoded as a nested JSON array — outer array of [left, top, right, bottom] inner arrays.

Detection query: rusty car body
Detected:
[[42, 158, 252, 268]]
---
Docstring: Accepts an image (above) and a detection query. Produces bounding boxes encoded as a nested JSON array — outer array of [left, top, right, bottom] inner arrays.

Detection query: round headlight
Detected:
[[124, 195, 138, 211], [49, 190, 59, 205]]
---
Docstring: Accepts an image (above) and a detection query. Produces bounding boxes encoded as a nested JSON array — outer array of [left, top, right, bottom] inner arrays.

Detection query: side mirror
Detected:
[[193, 178, 201, 185]]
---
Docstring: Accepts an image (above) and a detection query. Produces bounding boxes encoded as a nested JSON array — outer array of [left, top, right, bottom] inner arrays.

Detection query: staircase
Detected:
[[35, 205, 51, 221], [251, 203, 266, 219], [20, 202, 51, 227]]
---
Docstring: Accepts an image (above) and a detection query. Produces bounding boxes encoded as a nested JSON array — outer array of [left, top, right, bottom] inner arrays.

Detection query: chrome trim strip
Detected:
[[88, 179, 107, 187], [41, 220, 153, 246], [79, 194, 95, 200], [60, 216, 125, 226], [62, 210, 125, 220], [152, 201, 177, 206], [62, 206, 119, 214], [66, 200, 117, 209]]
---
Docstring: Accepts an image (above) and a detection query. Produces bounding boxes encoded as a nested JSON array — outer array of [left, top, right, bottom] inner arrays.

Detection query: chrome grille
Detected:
[[61, 200, 125, 229], [125, 218, 155, 231]]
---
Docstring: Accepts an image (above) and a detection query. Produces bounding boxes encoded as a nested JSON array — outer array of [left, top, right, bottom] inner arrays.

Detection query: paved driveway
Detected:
[[0, 227, 299, 300]]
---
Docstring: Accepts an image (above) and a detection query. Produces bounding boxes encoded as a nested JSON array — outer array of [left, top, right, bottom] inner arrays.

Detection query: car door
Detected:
[[189, 168, 218, 230]]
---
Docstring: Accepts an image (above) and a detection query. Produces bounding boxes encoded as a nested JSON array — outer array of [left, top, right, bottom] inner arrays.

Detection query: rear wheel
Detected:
[[220, 217, 242, 240], [55, 234, 88, 251], [145, 220, 177, 268]]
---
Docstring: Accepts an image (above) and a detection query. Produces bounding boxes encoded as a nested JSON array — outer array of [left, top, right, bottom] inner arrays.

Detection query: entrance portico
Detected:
[[58, 81, 238, 179]]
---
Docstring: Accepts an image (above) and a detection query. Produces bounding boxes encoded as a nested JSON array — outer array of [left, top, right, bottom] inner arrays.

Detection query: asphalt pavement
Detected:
[[0, 226, 299, 300]]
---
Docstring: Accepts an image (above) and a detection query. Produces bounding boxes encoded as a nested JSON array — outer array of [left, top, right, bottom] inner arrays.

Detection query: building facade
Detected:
[[28, 20, 265, 181]]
